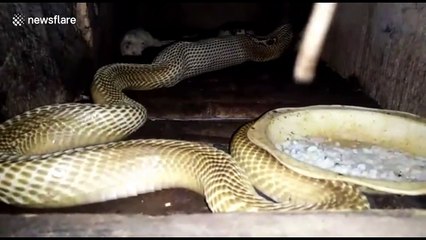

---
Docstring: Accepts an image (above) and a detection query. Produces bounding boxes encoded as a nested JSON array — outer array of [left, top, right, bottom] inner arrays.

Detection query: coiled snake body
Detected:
[[0, 24, 370, 212]]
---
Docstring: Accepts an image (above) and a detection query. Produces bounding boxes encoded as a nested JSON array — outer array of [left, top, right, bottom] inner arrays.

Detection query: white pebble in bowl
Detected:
[[277, 137, 426, 182]]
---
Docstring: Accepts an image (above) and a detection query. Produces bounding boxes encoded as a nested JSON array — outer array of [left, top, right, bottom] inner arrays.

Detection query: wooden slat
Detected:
[[124, 59, 380, 120], [1, 210, 425, 236], [132, 120, 244, 146], [321, 3, 426, 117]]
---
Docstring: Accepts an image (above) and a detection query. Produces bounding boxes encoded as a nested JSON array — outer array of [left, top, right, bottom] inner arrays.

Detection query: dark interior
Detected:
[[1, 2, 425, 215], [95, 2, 314, 65]]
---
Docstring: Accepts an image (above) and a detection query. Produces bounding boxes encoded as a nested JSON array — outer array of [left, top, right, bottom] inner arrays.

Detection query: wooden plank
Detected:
[[124, 59, 380, 120], [140, 99, 380, 121], [0, 3, 94, 120], [322, 3, 426, 117], [0, 210, 425, 236], [132, 120, 244, 146]]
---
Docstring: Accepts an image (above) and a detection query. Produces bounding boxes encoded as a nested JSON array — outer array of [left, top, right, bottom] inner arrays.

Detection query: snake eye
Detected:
[[266, 38, 277, 45]]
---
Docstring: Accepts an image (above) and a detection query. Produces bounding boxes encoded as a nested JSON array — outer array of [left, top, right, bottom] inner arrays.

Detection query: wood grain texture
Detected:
[[322, 3, 426, 117], [125, 58, 380, 121], [1, 210, 425, 236], [0, 3, 94, 120]]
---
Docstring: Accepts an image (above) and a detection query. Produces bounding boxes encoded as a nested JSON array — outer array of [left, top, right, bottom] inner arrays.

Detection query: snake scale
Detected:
[[0, 24, 370, 212]]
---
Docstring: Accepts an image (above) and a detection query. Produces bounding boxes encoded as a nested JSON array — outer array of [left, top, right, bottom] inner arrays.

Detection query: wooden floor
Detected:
[[0, 52, 425, 215]]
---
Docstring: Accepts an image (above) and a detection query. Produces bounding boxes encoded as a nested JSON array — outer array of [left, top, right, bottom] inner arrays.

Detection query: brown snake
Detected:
[[0, 24, 370, 212]]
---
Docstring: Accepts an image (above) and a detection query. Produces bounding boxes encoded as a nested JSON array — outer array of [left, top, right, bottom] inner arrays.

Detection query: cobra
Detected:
[[0, 24, 370, 212]]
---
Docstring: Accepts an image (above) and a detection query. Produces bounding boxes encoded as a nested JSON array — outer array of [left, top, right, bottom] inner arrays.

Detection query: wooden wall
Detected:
[[0, 3, 94, 119], [321, 3, 425, 117]]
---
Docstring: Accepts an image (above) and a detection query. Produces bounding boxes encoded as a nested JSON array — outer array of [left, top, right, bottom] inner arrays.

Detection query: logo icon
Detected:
[[12, 13, 25, 26]]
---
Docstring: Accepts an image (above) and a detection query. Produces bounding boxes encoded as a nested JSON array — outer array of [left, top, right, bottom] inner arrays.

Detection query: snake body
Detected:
[[0, 24, 370, 212]]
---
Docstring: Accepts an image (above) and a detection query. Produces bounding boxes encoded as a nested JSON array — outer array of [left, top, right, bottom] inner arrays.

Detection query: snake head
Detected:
[[246, 24, 294, 62]]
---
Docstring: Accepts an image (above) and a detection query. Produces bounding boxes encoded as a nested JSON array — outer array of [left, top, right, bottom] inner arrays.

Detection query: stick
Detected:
[[293, 3, 338, 84]]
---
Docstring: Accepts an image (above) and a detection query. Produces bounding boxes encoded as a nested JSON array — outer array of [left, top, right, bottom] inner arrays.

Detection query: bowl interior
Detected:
[[248, 105, 426, 195]]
